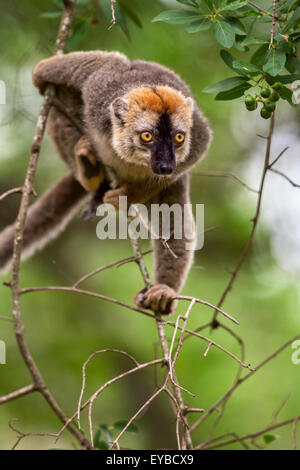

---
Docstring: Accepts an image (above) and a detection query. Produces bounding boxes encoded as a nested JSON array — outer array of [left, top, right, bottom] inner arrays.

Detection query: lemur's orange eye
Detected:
[[140, 131, 153, 143], [174, 133, 185, 144]]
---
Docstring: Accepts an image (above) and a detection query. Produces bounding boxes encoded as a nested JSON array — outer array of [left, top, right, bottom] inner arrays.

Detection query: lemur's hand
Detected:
[[134, 284, 178, 316], [103, 182, 146, 209], [74, 136, 105, 192]]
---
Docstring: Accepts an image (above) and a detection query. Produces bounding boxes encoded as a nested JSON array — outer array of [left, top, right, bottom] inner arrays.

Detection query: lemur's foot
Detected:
[[103, 182, 143, 209], [134, 284, 178, 316], [74, 136, 105, 192]]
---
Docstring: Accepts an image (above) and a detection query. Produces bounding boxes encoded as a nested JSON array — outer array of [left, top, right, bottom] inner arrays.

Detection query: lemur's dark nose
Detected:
[[158, 162, 174, 175]]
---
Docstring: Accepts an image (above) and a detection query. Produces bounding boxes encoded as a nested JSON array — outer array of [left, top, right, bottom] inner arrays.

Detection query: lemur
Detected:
[[0, 51, 211, 315]]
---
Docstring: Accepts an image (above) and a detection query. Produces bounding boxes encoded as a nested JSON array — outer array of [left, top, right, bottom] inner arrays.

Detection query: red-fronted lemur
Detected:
[[0, 51, 212, 315]]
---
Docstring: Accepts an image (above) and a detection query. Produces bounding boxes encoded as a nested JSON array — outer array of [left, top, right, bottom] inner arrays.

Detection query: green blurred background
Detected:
[[0, 0, 299, 450]]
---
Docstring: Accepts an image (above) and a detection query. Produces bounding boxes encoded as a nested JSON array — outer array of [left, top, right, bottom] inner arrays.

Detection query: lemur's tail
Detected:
[[0, 173, 87, 273]]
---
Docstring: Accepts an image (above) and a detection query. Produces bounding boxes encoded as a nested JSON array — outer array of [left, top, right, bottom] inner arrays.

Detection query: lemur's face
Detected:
[[110, 86, 193, 176]]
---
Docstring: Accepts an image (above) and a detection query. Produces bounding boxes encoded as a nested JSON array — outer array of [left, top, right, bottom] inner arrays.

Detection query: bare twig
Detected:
[[108, 0, 117, 29], [211, 113, 275, 327], [8, 419, 57, 450], [191, 334, 300, 435], [268, 146, 289, 168], [73, 250, 152, 288], [0, 187, 23, 203], [6, 0, 91, 450], [269, 168, 300, 188], [54, 358, 164, 444], [202, 415, 300, 450], [193, 171, 259, 194], [269, 0, 277, 49], [292, 417, 299, 450], [0, 384, 36, 405], [77, 348, 139, 429]]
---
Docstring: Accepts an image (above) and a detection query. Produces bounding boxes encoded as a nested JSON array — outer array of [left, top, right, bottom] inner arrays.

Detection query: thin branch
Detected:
[[248, 1, 282, 21], [0, 384, 36, 405], [6, 0, 91, 450], [55, 358, 164, 444], [292, 417, 299, 450], [8, 419, 57, 451], [0, 187, 23, 203], [0, 315, 14, 323], [268, 146, 289, 168], [163, 320, 253, 371], [269, 168, 300, 188], [108, 0, 117, 29], [176, 295, 239, 325], [211, 113, 275, 327], [73, 250, 152, 288], [269, 0, 277, 49], [202, 415, 300, 450], [191, 334, 300, 434], [77, 348, 139, 429], [193, 171, 259, 194]]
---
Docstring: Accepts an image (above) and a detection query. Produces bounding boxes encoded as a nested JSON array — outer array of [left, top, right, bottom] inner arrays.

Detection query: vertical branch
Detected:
[[212, 113, 275, 327], [269, 0, 277, 49], [128, 233, 193, 448], [7, 0, 91, 450]]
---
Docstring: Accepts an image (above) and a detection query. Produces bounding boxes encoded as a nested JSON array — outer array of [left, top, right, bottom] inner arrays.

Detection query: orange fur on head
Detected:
[[128, 86, 191, 116]]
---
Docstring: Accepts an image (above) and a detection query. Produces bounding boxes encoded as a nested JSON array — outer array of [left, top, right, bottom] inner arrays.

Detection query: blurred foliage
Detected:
[[0, 0, 299, 450]]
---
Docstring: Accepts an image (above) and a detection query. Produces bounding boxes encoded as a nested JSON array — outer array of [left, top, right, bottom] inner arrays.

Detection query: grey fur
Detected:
[[0, 51, 212, 314]]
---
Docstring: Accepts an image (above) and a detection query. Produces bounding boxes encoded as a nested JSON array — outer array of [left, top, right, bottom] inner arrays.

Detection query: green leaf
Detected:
[[93, 428, 102, 448], [263, 49, 286, 76], [267, 73, 300, 84], [114, 420, 138, 433], [176, 0, 200, 7], [101, 0, 130, 39], [263, 433, 280, 445], [219, 1, 248, 11], [66, 21, 89, 52], [98, 424, 114, 444], [152, 10, 202, 24], [96, 440, 109, 450], [40, 11, 62, 18], [250, 43, 269, 67], [221, 49, 248, 76], [215, 82, 252, 100], [225, 17, 246, 35], [52, 0, 63, 8], [277, 0, 299, 14], [232, 59, 260, 75], [201, 0, 214, 10], [235, 36, 248, 52], [213, 20, 236, 48], [186, 18, 211, 32], [282, 7, 300, 33], [203, 76, 249, 93], [119, 0, 142, 28], [279, 84, 297, 106], [289, 56, 300, 71], [241, 37, 268, 47]]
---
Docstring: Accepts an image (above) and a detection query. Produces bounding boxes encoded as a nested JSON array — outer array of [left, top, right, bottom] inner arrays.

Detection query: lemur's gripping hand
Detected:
[[103, 182, 146, 209], [134, 284, 178, 316], [74, 136, 105, 192]]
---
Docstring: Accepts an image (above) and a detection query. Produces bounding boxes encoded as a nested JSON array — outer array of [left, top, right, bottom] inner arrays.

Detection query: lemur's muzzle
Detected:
[[151, 145, 175, 176]]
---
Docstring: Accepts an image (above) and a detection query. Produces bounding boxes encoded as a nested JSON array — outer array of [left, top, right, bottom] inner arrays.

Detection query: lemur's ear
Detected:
[[186, 97, 194, 114], [110, 97, 129, 126]]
